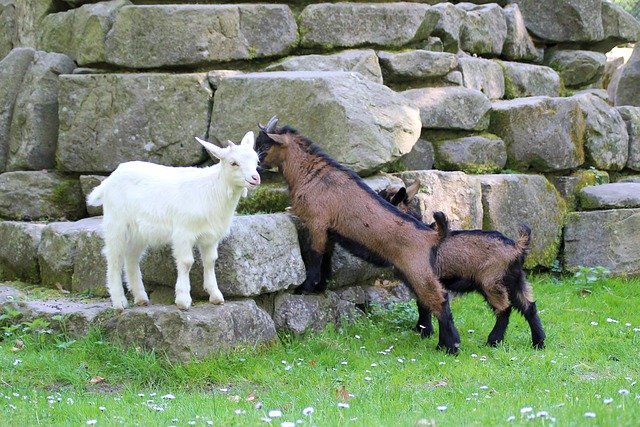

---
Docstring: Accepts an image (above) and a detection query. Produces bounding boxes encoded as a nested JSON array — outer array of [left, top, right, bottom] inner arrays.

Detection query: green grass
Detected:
[[1, 273, 639, 426]]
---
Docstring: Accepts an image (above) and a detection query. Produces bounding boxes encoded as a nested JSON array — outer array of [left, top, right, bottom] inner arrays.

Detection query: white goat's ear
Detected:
[[240, 131, 255, 148], [227, 140, 237, 148], [195, 137, 226, 160]]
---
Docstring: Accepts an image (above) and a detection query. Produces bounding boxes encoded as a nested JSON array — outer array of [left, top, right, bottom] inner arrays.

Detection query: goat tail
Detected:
[[86, 182, 106, 207], [514, 223, 532, 255], [432, 211, 451, 241]]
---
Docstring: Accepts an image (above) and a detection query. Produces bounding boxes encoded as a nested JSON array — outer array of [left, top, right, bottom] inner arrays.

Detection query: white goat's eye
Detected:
[[231, 161, 239, 167]]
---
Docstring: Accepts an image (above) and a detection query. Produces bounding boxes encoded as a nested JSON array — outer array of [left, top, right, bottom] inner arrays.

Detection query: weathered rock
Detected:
[[79, 175, 106, 216], [56, 73, 211, 173], [0, 171, 86, 221], [104, 301, 278, 362], [511, 0, 604, 43], [299, 3, 438, 49], [6, 51, 76, 171], [12, 0, 55, 48], [612, 44, 640, 107], [395, 170, 484, 230], [265, 49, 383, 85], [478, 174, 566, 268], [500, 61, 561, 99], [457, 3, 507, 57], [38, 217, 101, 290], [0, 221, 44, 282], [0, 1, 15, 60], [431, 2, 467, 53], [0, 284, 25, 302], [564, 208, 640, 276], [105, 4, 297, 68], [332, 285, 401, 308], [403, 86, 491, 131], [207, 70, 244, 91], [573, 93, 628, 171], [490, 96, 585, 172], [432, 134, 506, 174], [0, 47, 35, 173], [578, 183, 640, 210], [399, 138, 435, 171], [616, 106, 640, 171], [502, 3, 538, 61], [549, 169, 609, 212], [209, 71, 421, 176], [545, 49, 607, 88], [272, 291, 359, 336], [591, 1, 640, 53], [38, 0, 130, 66], [377, 50, 458, 83], [457, 56, 505, 100]]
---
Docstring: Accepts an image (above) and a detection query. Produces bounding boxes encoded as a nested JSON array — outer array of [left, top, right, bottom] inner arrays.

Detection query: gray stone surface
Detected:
[[613, 43, 640, 107], [0, 1, 15, 60], [478, 174, 566, 268], [431, 2, 466, 53], [56, 73, 211, 173], [104, 301, 278, 362], [79, 175, 106, 216], [502, 3, 538, 61], [591, 1, 640, 53], [38, 0, 129, 66], [501, 61, 561, 99], [403, 86, 491, 131], [395, 170, 484, 230], [209, 71, 421, 176], [489, 96, 585, 172], [0, 171, 86, 221], [573, 93, 628, 171], [0, 221, 44, 282], [377, 50, 458, 83], [265, 49, 383, 85], [0, 48, 34, 173], [578, 183, 640, 210], [564, 208, 640, 276], [458, 56, 505, 100], [545, 49, 607, 88], [399, 138, 434, 171], [432, 134, 507, 174], [458, 3, 507, 57], [299, 3, 438, 49], [12, 0, 55, 48], [105, 4, 297, 68], [6, 51, 76, 171], [617, 106, 640, 171]]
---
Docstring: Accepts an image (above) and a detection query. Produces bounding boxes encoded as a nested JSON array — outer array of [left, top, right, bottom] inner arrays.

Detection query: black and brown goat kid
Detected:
[[380, 184, 546, 349], [256, 116, 461, 354]]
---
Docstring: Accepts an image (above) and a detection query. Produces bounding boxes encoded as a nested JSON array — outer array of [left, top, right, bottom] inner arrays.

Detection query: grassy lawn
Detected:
[[1, 272, 639, 426]]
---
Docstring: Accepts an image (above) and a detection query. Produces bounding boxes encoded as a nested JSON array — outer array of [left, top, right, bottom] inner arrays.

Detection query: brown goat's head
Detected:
[[256, 116, 290, 170], [378, 179, 422, 222]]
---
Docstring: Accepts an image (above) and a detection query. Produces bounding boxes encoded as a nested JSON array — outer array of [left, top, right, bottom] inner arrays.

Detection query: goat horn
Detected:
[[265, 115, 278, 133]]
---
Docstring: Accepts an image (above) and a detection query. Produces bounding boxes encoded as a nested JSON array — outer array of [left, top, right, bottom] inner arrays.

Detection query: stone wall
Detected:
[[1, 0, 640, 359]]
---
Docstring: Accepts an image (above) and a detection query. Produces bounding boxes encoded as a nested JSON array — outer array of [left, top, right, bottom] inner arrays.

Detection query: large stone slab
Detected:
[[430, 2, 466, 53], [105, 4, 297, 68], [617, 106, 640, 171], [564, 209, 640, 277], [545, 49, 607, 89], [377, 50, 458, 83], [458, 56, 505, 100], [502, 3, 538, 61], [457, 3, 507, 57], [0, 48, 35, 173], [395, 170, 484, 230], [489, 96, 585, 172], [56, 73, 211, 173], [612, 43, 640, 107], [431, 134, 506, 174], [0, 1, 15, 60], [591, 1, 640, 53], [38, 0, 130, 66], [6, 51, 75, 171], [402, 86, 491, 131], [573, 93, 628, 171], [0, 171, 86, 221], [209, 71, 421, 176], [500, 61, 561, 99], [299, 3, 438, 49], [478, 174, 566, 269], [578, 183, 640, 210], [0, 221, 44, 283], [265, 49, 383, 85], [12, 0, 55, 48], [104, 301, 278, 362]]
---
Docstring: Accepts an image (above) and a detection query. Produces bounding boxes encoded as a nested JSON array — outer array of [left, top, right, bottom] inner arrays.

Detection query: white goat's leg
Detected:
[[172, 239, 194, 310], [199, 240, 224, 305], [124, 241, 149, 306], [104, 234, 128, 311]]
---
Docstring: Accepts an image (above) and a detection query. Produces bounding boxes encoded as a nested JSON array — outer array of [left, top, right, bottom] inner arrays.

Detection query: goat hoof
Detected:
[[111, 296, 128, 311], [135, 299, 149, 307], [210, 298, 224, 305], [436, 342, 460, 355], [533, 340, 545, 349]]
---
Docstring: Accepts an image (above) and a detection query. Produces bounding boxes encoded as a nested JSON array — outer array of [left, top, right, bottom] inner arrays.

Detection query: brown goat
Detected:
[[380, 184, 545, 349], [256, 117, 461, 354]]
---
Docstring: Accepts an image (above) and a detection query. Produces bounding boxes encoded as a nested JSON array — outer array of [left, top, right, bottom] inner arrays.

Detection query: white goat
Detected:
[[87, 131, 260, 311]]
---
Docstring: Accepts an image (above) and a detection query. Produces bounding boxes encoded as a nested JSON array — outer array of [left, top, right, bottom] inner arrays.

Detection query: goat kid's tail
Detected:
[[514, 224, 532, 255], [432, 211, 450, 241], [86, 182, 106, 207]]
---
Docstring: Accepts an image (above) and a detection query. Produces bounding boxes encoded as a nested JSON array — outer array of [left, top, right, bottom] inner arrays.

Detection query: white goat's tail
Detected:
[[86, 182, 106, 207]]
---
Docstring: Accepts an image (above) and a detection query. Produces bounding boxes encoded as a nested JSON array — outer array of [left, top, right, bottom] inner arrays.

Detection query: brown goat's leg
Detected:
[[434, 297, 460, 354], [415, 301, 434, 338], [487, 306, 512, 347], [316, 240, 335, 292], [519, 301, 546, 349], [297, 226, 329, 294]]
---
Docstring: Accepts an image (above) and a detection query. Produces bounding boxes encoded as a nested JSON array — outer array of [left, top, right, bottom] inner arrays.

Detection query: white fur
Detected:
[[87, 131, 260, 311]]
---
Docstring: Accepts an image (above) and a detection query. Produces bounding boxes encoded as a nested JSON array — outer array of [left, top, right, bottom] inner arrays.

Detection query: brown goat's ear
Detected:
[[267, 133, 289, 146], [406, 179, 420, 199], [390, 187, 407, 206]]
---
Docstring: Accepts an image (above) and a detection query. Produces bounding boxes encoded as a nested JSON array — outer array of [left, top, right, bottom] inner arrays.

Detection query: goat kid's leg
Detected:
[[199, 240, 224, 305], [415, 300, 434, 338], [520, 301, 546, 349], [487, 306, 512, 347], [315, 241, 335, 293], [434, 296, 460, 355], [172, 240, 195, 310], [297, 226, 329, 294], [104, 237, 128, 311], [124, 242, 149, 306]]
